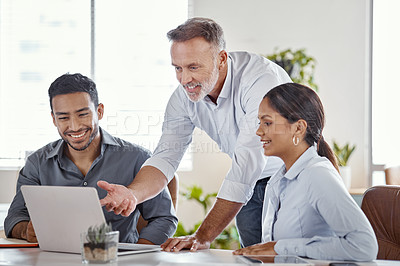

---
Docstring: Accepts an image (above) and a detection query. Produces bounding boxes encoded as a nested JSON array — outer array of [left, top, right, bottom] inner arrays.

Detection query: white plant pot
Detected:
[[339, 166, 351, 189]]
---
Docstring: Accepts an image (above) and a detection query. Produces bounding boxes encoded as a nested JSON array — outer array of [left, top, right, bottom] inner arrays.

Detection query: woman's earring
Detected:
[[292, 136, 299, 146]]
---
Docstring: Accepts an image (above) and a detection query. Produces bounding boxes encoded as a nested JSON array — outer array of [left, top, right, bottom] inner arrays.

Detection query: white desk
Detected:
[[0, 248, 239, 265], [0, 247, 397, 266]]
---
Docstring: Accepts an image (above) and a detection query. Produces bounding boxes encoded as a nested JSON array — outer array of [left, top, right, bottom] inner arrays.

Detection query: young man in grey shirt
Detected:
[[4, 73, 177, 244]]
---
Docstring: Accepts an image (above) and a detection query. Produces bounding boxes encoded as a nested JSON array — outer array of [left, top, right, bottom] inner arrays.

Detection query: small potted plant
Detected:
[[333, 141, 356, 189], [81, 222, 119, 264]]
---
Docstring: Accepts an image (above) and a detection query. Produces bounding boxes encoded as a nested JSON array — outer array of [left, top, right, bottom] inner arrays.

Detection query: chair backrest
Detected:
[[385, 166, 400, 185], [136, 174, 179, 234], [361, 185, 400, 260]]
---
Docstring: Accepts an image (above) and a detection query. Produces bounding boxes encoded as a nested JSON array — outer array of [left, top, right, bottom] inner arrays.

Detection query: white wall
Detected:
[[0, 170, 18, 203], [176, 0, 372, 227], [176, 129, 232, 229]]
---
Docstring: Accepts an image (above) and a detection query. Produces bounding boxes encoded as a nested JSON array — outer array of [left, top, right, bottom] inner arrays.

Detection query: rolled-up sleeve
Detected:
[[217, 125, 266, 203], [217, 74, 284, 203], [4, 156, 41, 237]]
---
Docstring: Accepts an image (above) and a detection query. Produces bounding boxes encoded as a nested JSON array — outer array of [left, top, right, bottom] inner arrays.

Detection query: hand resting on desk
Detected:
[[11, 220, 37, 243], [161, 234, 210, 252]]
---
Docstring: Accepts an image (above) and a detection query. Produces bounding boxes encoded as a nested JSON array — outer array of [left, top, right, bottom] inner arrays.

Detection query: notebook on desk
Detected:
[[20, 185, 161, 255], [0, 237, 38, 248]]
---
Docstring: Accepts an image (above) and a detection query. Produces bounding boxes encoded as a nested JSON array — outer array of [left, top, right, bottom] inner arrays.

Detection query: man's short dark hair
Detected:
[[167, 17, 226, 51], [48, 73, 98, 111]]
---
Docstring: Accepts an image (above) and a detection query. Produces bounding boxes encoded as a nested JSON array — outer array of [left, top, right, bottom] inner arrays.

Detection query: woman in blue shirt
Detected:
[[233, 83, 378, 261]]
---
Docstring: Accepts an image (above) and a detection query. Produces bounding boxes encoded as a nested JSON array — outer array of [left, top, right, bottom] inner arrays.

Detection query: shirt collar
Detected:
[[284, 145, 318, 180], [100, 127, 119, 147], [218, 54, 232, 100], [45, 139, 64, 159], [45, 127, 119, 160], [203, 54, 232, 105]]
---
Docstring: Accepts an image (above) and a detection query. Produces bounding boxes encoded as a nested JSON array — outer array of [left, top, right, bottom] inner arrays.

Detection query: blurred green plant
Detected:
[[174, 185, 240, 250], [265, 48, 318, 91], [180, 184, 217, 214], [332, 141, 356, 167]]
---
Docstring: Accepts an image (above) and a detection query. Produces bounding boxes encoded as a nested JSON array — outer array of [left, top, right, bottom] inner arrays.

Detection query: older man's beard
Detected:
[[184, 62, 219, 103]]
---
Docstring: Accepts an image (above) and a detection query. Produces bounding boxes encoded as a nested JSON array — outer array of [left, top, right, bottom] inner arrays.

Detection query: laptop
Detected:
[[21, 185, 161, 255]]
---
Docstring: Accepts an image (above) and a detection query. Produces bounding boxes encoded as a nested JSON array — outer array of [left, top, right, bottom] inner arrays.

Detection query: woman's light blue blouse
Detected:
[[261, 146, 378, 261]]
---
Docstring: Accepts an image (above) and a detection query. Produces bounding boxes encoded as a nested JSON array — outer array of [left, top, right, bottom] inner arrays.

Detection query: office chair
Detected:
[[361, 185, 400, 260], [384, 166, 400, 185], [136, 174, 179, 234]]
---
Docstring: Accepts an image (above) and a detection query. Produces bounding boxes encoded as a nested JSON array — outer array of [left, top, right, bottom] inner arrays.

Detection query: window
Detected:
[[0, 0, 91, 167], [0, 0, 190, 170], [371, 0, 400, 184]]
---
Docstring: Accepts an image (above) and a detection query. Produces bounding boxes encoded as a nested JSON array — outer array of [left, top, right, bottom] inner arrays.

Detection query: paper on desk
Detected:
[[0, 237, 39, 247]]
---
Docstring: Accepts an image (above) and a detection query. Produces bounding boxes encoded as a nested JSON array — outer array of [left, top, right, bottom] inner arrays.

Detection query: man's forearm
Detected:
[[127, 166, 168, 204], [194, 198, 243, 243], [10, 221, 29, 240]]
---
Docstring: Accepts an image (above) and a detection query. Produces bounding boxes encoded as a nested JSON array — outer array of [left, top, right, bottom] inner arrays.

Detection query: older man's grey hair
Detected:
[[167, 17, 226, 52]]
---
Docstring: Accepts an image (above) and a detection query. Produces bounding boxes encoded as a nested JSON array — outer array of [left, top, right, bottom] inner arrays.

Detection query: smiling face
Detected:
[[51, 92, 103, 152], [256, 98, 298, 159], [171, 37, 223, 102]]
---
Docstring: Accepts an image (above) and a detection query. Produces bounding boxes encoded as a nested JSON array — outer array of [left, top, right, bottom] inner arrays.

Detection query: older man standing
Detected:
[[99, 17, 291, 250]]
